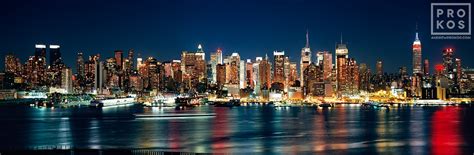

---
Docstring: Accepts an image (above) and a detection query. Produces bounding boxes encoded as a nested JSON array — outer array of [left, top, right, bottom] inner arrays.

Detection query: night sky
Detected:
[[1, 0, 473, 73]]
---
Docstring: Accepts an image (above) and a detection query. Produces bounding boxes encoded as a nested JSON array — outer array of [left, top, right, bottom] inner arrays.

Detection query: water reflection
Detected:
[[0, 105, 472, 154]]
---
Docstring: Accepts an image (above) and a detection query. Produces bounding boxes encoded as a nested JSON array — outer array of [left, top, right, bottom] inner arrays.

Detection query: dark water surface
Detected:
[[0, 105, 473, 154]]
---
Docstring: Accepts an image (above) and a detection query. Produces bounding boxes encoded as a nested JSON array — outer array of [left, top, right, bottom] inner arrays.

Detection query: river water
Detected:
[[0, 104, 473, 154]]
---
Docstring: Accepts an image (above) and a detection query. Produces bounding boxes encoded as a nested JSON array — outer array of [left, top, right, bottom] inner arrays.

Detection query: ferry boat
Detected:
[[144, 93, 177, 107], [90, 97, 135, 108], [214, 99, 241, 107], [362, 101, 389, 109]]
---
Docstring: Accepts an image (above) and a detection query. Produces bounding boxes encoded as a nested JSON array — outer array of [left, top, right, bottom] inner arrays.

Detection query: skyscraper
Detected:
[[316, 51, 324, 66], [225, 53, 240, 85], [273, 51, 285, 85], [76, 53, 85, 77], [412, 32, 422, 74], [376, 60, 383, 76], [442, 48, 454, 79], [259, 56, 271, 89], [61, 67, 73, 93], [115, 50, 123, 70], [423, 59, 429, 76], [181, 45, 207, 89], [50, 45, 61, 65], [245, 59, 254, 88], [335, 38, 348, 93], [35, 44, 46, 58], [359, 63, 370, 92], [322, 51, 332, 81], [347, 58, 359, 94], [300, 30, 311, 85], [216, 64, 226, 87], [209, 48, 222, 84], [137, 57, 143, 71], [5, 54, 20, 74]]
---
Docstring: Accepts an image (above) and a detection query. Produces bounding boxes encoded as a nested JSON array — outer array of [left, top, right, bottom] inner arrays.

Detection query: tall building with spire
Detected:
[[412, 31, 422, 75], [300, 30, 311, 86], [335, 35, 348, 93]]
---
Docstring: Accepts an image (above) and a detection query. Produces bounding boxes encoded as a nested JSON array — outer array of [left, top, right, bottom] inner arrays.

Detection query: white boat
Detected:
[[144, 94, 177, 107], [90, 97, 135, 107]]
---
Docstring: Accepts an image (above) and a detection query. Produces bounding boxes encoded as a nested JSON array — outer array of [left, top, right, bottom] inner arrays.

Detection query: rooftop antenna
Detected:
[[305, 29, 310, 48]]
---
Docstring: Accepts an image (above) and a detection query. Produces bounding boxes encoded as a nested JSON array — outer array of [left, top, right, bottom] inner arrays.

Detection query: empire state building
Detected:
[[412, 32, 422, 74]]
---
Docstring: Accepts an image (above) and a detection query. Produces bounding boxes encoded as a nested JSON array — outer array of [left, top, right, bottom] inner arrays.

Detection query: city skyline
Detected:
[[1, 0, 473, 73]]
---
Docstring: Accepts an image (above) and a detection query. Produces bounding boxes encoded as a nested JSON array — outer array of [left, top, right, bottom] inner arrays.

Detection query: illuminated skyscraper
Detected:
[[181, 45, 207, 89], [322, 51, 332, 81], [61, 67, 73, 93], [239, 60, 245, 89], [273, 51, 285, 85], [50, 45, 61, 65], [115, 50, 123, 70], [209, 48, 222, 84], [216, 64, 226, 87], [303, 63, 324, 96], [300, 30, 311, 85], [216, 48, 223, 64], [245, 59, 254, 88], [423, 59, 429, 76], [259, 55, 271, 89], [27, 44, 47, 87], [76, 53, 85, 77], [316, 51, 324, 66], [335, 38, 348, 93], [5, 54, 20, 74], [288, 62, 298, 87], [376, 60, 383, 76], [442, 48, 454, 79], [412, 32, 422, 75], [359, 63, 370, 92], [35, 44, 46, 58], [225, 53, 240, 85], [347, 58, 359, 94], [455, 58, 462, 85], [136, 57, 143, 71], [253, 57, 262, 92]]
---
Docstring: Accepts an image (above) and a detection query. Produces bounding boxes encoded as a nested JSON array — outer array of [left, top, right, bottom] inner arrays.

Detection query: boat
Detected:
[[362, 101, 389, 109], [214, 99, 241, 107], [144, 93, 177, 107], [318, 103, 333, 108], [90, 97, 135, 108], [175, 95, 200, 107]]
